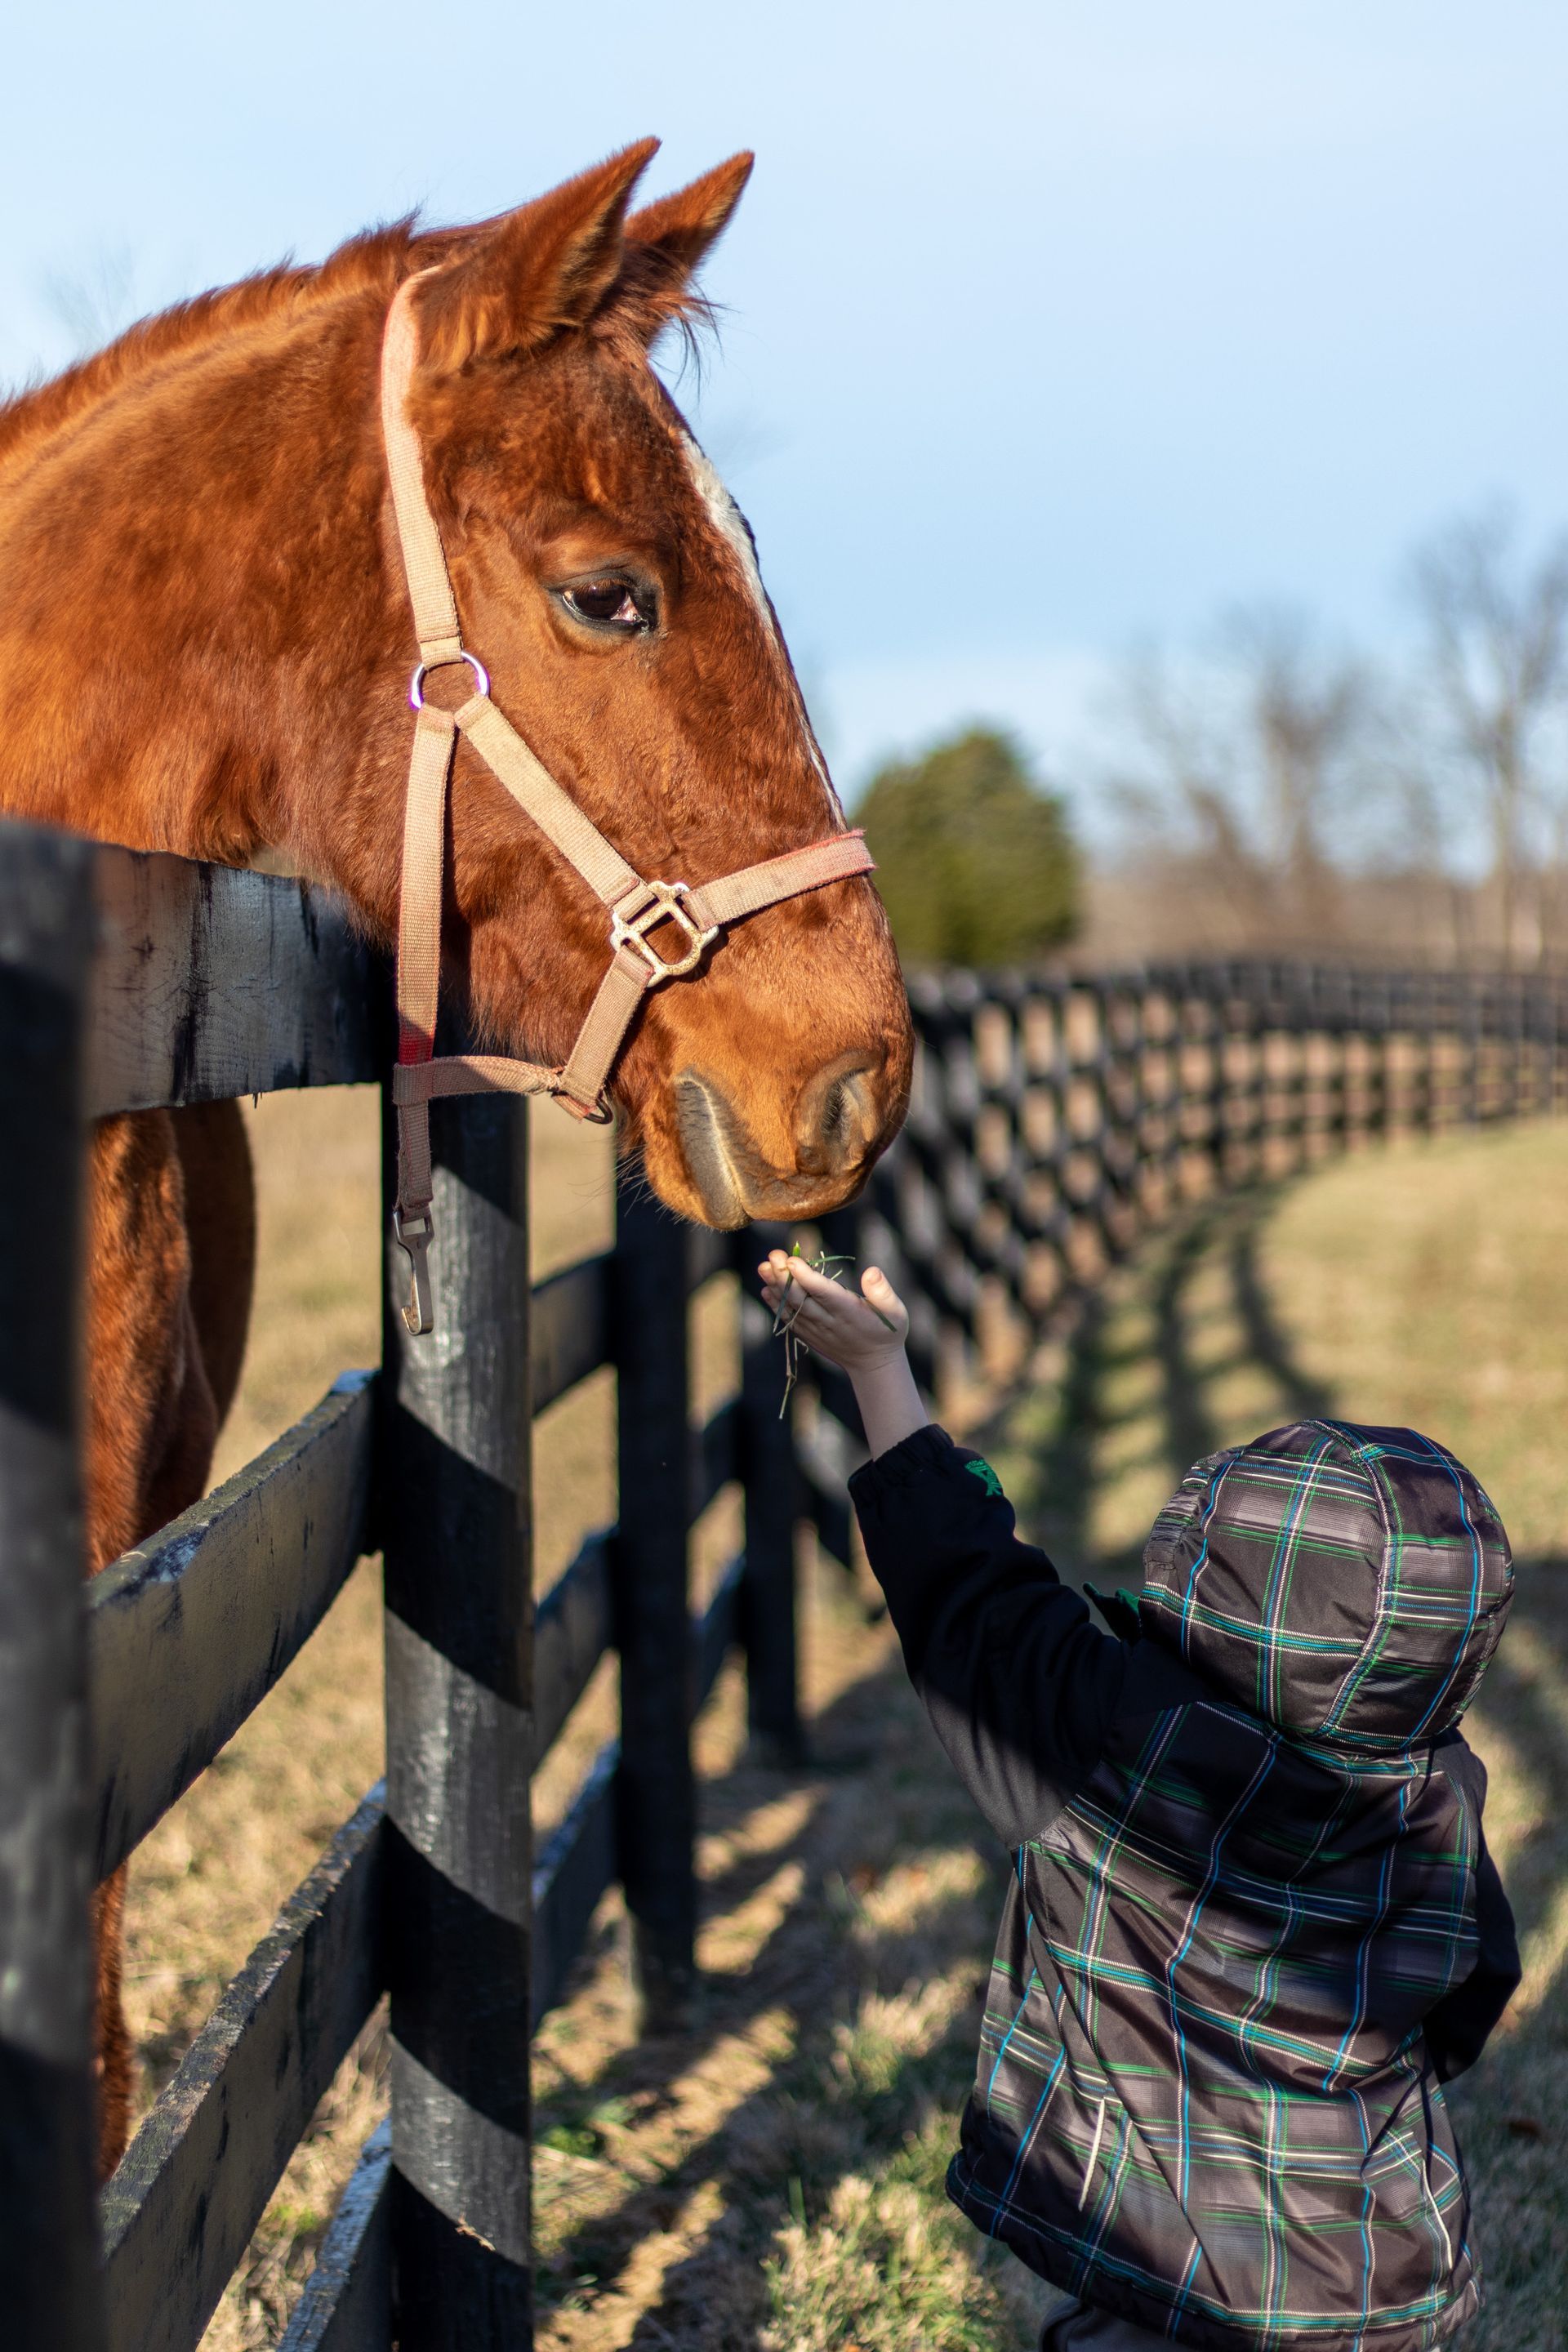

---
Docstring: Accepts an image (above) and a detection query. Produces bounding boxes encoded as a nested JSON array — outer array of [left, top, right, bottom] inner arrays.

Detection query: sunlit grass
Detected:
[[988, 1125, 1568, 2351], [119, 1101, 1568, 2346]]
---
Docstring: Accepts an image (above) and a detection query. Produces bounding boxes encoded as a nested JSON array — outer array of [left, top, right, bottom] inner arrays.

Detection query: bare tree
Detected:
[[1227, 607, 1369, 942], [1361, 700, 1478, 967], [1111, 650, 1272, 944], [1107, 608, 1370, 952], [1410, 508, 1568, 968]]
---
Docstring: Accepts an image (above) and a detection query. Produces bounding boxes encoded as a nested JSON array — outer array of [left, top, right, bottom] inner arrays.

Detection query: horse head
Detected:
[[371, 142, 911, 1227], [0, 142, 913, 1228]]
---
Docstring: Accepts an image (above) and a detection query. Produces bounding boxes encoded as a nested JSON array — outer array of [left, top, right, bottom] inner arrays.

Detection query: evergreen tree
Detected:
[[858, 726, 1080, 966]]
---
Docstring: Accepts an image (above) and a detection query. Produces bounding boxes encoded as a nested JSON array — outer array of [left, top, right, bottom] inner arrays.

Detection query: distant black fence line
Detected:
[[799, 958, 1568, 1572], [2, 826, 1564, 2352]]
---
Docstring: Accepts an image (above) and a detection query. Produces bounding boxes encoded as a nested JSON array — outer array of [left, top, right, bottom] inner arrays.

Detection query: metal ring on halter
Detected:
[[409, 650, 490, 710]]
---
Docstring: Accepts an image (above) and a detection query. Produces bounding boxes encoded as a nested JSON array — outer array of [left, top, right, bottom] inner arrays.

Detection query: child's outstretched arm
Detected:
[[757, 1245, 1134, 1849], [756, 1249, 928, 1458]]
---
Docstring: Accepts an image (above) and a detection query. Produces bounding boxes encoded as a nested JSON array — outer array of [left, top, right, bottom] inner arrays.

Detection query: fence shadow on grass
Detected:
[[980, 1180, 1337, 1590], [531, 1175, 1568, 2350], [985, 1175, 1568, 2352], [529, 1185, 1354, 2350], [531, 1621, 1035, 2349], [1446, 1567, 1568, 2351]]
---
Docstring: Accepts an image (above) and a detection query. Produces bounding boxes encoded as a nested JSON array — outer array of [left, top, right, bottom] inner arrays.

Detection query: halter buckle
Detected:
[[609, 880, 719, 986]]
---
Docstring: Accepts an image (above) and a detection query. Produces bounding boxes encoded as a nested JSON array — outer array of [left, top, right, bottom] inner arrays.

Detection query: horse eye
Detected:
[[563, 580, 647, 630]]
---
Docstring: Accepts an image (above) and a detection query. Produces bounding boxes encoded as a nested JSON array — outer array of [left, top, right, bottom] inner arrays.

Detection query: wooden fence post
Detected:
[[1370, 977, 1392, 1141], [1423, 977, 1443, 1134], [0, 831, 105, 2352], [613, 1188, 697, 2029], [1462, 983, 1481, 1125], [1205, 979, 1227, 1189], [737, 1229, 804, 1766], [381, 1092, 533, 2350]]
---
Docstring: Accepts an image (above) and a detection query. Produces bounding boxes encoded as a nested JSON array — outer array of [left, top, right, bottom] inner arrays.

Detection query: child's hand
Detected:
[[760, 1249, 927, 1457], [757, 1249, 909, 1374]]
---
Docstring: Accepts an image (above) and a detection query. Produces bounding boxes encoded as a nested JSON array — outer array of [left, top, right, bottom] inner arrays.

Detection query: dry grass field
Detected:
[[118, 1099, 1568, 2349]]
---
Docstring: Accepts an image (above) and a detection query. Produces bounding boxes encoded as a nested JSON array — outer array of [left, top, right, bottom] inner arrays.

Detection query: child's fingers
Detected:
[[859, 1265, 908, 1327], [756, 1250, 905, 1359], [761, 1284, 832, 1326], [763, 1253, 845, 1303]]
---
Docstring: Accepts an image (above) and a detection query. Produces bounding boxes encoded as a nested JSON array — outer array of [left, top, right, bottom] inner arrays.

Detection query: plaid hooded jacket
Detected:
[[850, 1419, 1519, 2351]]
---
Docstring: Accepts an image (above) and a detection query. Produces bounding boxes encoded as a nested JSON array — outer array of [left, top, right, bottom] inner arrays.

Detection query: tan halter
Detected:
[[379, 274, 875, 1334]]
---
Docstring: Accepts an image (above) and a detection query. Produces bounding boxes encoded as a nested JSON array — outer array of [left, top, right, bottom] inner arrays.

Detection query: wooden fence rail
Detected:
[[2, 813, 1565, 2350], [803, 960, 1568, 1569]]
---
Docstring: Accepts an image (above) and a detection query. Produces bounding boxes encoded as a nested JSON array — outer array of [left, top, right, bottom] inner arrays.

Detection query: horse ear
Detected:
[[616, 152, 755, 343], [415, 138, 661, 373]]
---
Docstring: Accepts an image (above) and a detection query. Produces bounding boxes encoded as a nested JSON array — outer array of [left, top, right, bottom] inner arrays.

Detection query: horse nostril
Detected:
[[793, 1054, 879, 1175]]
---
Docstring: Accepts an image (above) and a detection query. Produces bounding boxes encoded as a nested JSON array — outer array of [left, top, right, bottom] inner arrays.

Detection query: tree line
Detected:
[[860, 509, 1568, 973]]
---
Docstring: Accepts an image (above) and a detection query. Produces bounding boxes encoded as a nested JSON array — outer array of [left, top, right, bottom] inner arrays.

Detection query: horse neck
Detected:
[[0, 294, 403, 911]]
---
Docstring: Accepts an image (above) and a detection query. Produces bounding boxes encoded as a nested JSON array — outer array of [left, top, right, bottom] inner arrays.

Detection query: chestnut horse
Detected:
[[0, 140, 911, 2172]]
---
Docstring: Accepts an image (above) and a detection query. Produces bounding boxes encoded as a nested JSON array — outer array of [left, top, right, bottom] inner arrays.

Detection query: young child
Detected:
[[759, 1248, 1520, 2352]]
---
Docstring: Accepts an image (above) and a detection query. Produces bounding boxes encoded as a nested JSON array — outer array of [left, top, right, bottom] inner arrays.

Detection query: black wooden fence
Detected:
[[2, 819, 1565, 2352], [800, 961, 1568, 1564]]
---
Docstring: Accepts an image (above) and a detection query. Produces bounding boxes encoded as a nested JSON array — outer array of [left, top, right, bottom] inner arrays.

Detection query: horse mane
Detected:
[[0, 216, 437, 476], [0, 201, 719, 483]]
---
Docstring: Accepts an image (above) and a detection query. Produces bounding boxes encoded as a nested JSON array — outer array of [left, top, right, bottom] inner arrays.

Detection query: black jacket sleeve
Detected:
[[1424, 1736, 1521, 2081], [849, 1424, 1126, 1847]]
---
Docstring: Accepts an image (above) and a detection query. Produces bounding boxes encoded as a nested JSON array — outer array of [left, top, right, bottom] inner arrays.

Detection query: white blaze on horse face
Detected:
[[680, 432, 771, 624], [679, 430, 845, 823]]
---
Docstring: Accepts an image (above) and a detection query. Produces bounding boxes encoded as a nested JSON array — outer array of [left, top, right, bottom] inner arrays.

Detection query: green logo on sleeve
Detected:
[[964, 1458, 1004, 1499]]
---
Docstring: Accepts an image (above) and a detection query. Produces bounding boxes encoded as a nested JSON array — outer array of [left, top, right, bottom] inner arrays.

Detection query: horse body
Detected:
[[0, 141, 911, 2169]]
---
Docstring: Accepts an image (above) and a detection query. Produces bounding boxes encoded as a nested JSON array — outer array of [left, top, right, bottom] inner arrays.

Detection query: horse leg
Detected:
[[170, 1099, 257, 1435], [85, 1111, 225, 2177]]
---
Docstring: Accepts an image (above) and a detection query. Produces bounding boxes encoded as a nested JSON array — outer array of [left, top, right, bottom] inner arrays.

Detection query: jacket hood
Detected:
[[1138, 1419, 1512, 1749]]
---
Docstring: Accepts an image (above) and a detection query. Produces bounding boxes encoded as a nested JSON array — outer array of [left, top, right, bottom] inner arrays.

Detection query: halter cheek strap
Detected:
[[380, 274, 875, 1335]]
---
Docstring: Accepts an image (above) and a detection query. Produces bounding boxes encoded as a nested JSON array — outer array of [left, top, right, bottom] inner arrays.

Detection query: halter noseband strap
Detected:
[[380, 274, 875, 1334]]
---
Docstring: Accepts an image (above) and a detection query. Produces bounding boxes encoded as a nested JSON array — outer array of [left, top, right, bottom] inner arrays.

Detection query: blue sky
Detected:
[[4, 4, 1565, 821]]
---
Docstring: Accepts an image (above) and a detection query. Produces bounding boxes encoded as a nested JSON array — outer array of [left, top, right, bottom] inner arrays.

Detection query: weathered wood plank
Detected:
[[614, 1189, 697, 2028], [530, 1561, 745, 2028], [100, 1787, 385, 2352], [381, 1089, 533, 2346], [805, 1481, 853, 1571], [531, 1252, 611, 1412], [277, 2120, 391, 2352], [689, 1396, 738, 1527], [737, 1232, 803, 1762], [533, 1533, 612, 1766], [793, 1409, 861, 1569], [0, 823, 106, 2352], [686, 1225, 732, 1290], [87, 846, 381, 1116], [804, 1396, 868, 1495], [532, 1515, 743, 1793], [695, 1552, 745, 1713], [532, 1738, 619, 2029], [88, 1371, 375, 1881]]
